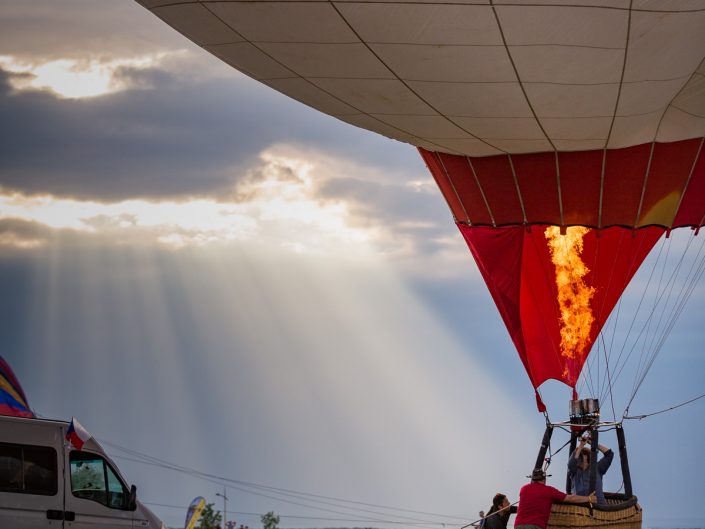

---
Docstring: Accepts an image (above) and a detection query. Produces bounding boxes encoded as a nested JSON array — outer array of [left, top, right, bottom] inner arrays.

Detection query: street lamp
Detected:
[[215, 488, 228, 528]]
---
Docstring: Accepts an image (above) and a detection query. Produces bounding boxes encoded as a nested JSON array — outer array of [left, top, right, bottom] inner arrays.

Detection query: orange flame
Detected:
[[545, 226, 595, 365]]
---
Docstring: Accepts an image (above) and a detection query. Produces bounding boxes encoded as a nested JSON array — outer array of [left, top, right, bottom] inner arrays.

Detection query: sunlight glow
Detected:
[[23, 239, 539, 528], [0, 53, 172, 98], [406, 178, 436, 193], [0, 150, 377, 255]]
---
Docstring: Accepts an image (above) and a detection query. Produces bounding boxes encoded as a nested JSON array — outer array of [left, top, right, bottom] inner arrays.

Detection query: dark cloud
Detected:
[[0, 218, 59, 248], [0, 0, 426, 207], [0, 61, 423, 202], [0, 0, 441, 256]]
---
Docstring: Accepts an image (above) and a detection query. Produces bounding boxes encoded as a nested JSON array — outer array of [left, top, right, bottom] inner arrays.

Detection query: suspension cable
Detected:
[[606, 234, 668, 394], [624, 391, 705, 420], [599, 332, 617, 422], [624, 232, 705, 413], [626, 234, 676, 402]]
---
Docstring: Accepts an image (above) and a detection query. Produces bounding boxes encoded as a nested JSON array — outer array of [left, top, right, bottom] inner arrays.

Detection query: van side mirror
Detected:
[[128, 485, 137, 511]]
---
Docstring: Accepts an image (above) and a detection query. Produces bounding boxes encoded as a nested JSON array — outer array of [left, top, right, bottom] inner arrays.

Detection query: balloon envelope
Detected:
[[136, 1, 705, 156], [0, 356, 33, 418]]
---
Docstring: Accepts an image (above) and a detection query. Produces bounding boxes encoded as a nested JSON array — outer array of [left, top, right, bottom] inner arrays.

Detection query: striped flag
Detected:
[[0, 356, 33, 418]]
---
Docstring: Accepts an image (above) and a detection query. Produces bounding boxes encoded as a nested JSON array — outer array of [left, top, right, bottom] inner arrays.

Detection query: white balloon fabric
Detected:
[[137, 0, 705, 157]]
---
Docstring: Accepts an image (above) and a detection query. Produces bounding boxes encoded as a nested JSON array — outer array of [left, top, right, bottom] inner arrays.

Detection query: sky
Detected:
[[0, 1, 704, 528]]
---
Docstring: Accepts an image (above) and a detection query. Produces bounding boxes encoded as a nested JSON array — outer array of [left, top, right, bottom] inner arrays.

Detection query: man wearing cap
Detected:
[[514, 469, 596, 529]]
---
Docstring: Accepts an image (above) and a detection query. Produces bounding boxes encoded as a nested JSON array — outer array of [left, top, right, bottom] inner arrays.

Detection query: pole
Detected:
[[589, 426, 598, 495], [216, 488, 229, 529], [616, 424, 633, 498], [566, 430, 578, 493], [224, 486, 227, 528], [534, 425, 553, 471]]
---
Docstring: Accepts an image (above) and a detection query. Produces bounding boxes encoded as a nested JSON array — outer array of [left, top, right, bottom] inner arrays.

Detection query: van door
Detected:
[[64, 450, 133, 528], [0, 421, 65, 528]]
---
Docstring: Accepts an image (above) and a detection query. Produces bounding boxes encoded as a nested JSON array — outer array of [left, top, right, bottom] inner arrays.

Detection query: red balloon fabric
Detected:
[[458, 225, 662, 408], [422, 138, 705, 407], [421, 138, 705, 230]]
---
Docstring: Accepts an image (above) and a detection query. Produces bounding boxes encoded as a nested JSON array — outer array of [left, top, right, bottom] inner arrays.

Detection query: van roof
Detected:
[[0, 414, 69, 427]]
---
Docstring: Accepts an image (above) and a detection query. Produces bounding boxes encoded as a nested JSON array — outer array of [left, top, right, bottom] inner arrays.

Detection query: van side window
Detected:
[[69, 451, 130, 510], [0, 442, 58, 496]]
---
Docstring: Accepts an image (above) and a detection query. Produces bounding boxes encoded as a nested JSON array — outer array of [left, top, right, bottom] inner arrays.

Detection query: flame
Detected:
[[545, 226, 595, 365]]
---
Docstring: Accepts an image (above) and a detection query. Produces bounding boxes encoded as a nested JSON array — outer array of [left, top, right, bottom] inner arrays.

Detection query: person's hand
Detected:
[[587, 492, 597, 504]]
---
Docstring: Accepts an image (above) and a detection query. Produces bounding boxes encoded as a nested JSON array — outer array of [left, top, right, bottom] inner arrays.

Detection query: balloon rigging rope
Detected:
[[590, 229, 603, 401], [624, 232, 705, 415], [632, 236, 697, 390], [629, 233, 703, 400], [647, 236, 705, 362], [597, 231, 644, 410], [569, 229, 703, 421], [599, 332, 618, 422], [591, 229, 633, 403], [598, 235, 669, 401], [624, 235, 675, 404], [579, 229, 651, 408], [631, 235, 677, 398], [613, 233, 671, 400], [624, 391, 705, 420]]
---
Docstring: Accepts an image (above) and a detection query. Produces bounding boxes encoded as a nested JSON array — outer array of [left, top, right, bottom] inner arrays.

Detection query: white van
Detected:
[[0, 415, 167, 528]]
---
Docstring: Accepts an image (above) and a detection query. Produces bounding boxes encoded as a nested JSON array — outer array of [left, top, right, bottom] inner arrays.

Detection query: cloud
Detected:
[[0, 53, 184, 99], [0, 0, 188, 63], [0, 144, 473, 279], [0, 0, 465, 274], [0, 59, 422, 199], [0, 0, 425, 203], [0, 150, 375, 254], [0, 218, 52, 249]]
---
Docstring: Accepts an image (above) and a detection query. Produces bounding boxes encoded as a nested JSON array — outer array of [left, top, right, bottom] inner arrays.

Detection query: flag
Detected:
[[0, 356, 33, 418], [66, 417, 92, 450], [184, 497, 206, 529]]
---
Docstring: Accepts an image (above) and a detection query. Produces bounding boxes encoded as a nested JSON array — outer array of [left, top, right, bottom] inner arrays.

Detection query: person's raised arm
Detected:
[[598, 447, 614, 473], [568, 438, 586, 472]]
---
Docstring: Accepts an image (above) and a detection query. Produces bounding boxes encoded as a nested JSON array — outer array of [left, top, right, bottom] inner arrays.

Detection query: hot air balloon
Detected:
[[0, 356, 33, 418], [135, 2, 705, 527]]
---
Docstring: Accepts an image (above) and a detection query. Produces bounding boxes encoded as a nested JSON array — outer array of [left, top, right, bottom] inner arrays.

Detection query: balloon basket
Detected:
[[547, 494, 642, 529]]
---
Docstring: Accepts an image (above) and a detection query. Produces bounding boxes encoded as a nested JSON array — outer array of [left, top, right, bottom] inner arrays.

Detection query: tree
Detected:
[[261, 511, 280, 529], [197, 502, 222, 529]]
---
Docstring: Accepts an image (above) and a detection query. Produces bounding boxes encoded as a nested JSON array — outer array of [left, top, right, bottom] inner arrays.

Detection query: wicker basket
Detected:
[[547, 496, 642, 529]]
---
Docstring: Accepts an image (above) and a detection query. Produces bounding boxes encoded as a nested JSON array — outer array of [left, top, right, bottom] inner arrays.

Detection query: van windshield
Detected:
[[70, 451, 130, 510]]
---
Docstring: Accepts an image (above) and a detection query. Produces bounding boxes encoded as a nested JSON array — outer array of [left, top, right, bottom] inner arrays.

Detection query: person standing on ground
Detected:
[[483, 493, 517, 529], [514, 469, 596, 529]]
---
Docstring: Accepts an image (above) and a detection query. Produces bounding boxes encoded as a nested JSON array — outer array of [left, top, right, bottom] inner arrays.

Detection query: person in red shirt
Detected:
[[515, 469, 596, 529]]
